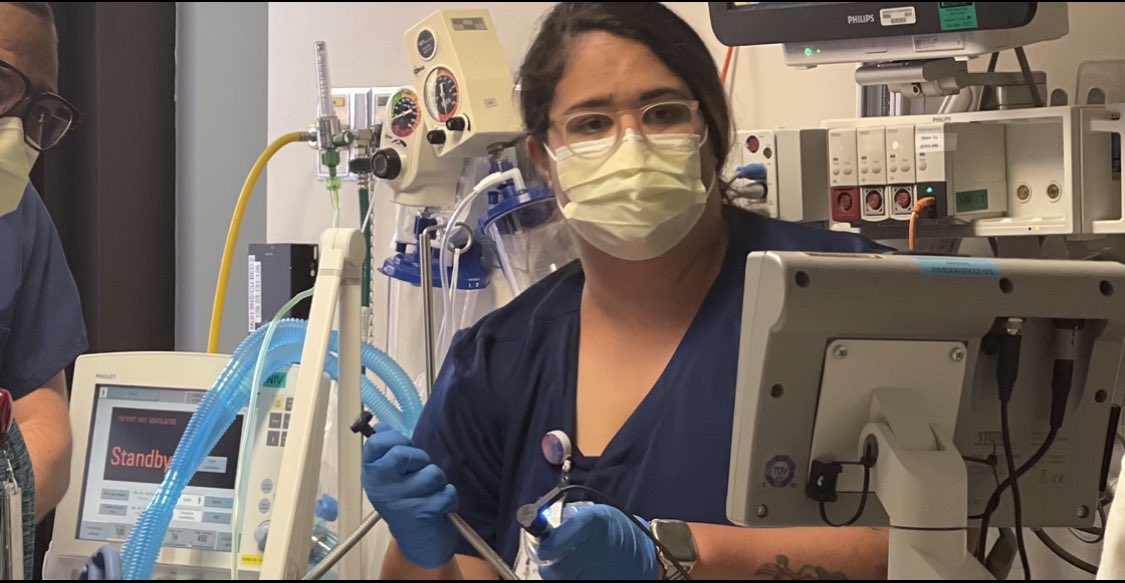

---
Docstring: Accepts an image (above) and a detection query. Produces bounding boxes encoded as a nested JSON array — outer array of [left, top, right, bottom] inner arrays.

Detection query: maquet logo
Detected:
[[848, 14, 875, 24]]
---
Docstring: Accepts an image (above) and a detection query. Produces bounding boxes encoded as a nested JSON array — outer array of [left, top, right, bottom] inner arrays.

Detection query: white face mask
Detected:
[[551, 130, 709, 261], [0, 117, 39, 218]]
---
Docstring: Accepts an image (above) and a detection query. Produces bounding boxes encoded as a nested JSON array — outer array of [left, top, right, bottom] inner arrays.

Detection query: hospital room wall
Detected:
[[266, 2, 1125, 351], [176, 2, 269, 353]]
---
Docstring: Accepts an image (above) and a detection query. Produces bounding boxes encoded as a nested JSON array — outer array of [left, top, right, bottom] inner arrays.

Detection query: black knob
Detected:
[[427, 129, 447, 145], [445, 117, 467, 132], [371, 149, 401, 180], [350, 411, 375, 438], [349, 156, 373, 175]]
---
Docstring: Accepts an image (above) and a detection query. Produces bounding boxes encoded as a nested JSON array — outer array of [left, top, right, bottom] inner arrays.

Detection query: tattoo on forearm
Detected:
[[756, 555, 848, 580]]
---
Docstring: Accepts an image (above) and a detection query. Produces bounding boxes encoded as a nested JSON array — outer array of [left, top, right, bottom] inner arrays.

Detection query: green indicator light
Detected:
[[927, 187, 934, 194], [805, 47, 813, 57]]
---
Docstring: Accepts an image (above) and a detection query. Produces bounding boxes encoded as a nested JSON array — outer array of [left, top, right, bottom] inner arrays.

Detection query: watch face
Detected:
[[652, 520, 696, 561]]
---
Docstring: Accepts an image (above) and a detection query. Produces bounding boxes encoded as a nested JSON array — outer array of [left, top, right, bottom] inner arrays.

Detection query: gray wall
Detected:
[[176, 2, 268, 352]]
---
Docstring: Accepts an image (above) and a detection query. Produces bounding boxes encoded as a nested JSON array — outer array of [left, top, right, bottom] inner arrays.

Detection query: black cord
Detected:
[[977, 325, 1078, 559], [553, 485, 693, 580], [963, 455, 994, 467], [964, 454, 1001, 484], [818, 462, 871, 527], [1032, 529, 1098, 575], [1001, 402, 1032, 580], [816, 447, 876, 528], [1070, 504, 1108, 544], [964, 453, 1002, 500], [1014, 47, 1044, 108], [1099, 503, 1108, 539], [977, 323, 1086, 564], [1071, 527, 1105, 545], [977, 324, 1022, 550], [975, 426, 1061, 550]]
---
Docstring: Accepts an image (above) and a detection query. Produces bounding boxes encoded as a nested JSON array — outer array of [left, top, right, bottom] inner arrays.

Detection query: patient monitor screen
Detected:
[[78, 385, 243, 552]]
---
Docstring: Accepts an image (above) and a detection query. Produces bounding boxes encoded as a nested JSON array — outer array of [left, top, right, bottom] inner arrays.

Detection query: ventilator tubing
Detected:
[[121, 320, 421, 579]]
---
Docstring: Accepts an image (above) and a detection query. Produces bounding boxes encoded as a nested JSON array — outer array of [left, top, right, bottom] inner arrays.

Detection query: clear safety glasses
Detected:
[[550, 99, 707, 160]]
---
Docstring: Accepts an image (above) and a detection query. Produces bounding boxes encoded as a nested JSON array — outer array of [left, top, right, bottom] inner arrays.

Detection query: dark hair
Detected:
[[519, 2, 732, 173], [12, 2, 54, 23]]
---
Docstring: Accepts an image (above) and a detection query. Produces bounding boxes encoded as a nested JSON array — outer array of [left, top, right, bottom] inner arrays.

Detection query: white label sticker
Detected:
[[249, 256, 262, 332], [914, 34, 965, 52], [880, 7, 917, 26], [916, 127, 946, 153]]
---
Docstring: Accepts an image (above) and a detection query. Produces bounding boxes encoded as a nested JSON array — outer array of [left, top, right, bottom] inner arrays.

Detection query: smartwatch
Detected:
[[649, 519, 697, 580]]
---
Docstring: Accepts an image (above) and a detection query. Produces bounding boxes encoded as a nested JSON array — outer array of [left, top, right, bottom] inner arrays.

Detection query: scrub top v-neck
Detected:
[[412, 206, 891, 564], [560, 251, 735, 477]]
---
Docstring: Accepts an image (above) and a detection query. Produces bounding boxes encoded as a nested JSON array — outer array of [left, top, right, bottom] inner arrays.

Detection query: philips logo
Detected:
[[848, 14, 875, 24]]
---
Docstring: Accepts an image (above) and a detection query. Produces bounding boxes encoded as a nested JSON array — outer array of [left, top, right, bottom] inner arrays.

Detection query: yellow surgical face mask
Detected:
[[0, 117, 38, 217], [550, 131, 709, 262]]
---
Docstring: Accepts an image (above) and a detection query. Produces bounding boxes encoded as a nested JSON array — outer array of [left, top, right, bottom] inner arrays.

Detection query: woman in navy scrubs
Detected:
[[364, 3, 891, 579]]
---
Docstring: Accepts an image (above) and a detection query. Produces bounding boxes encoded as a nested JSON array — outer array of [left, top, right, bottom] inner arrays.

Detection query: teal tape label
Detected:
[[939, 2, 979, 31], [914, 257, 1002, 279], [264, 372, 287, 389]]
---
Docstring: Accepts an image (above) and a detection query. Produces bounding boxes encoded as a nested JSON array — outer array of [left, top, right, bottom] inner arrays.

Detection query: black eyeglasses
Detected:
[[0, 59, 81, 151]]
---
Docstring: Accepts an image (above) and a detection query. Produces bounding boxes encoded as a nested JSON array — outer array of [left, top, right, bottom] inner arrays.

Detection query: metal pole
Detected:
[[418, 224, 443, 399], [302, 512, 383, 581], [449, 514, 519, 580]]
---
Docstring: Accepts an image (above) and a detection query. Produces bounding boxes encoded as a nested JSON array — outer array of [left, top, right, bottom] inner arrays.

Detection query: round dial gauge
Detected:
[[389, 89, 421, 138], [424, 67, 460, 123]]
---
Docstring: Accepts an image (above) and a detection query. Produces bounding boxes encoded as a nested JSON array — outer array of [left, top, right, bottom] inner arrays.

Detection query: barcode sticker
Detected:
[[249, 256, 262, 332], [881, 7, 917, 26], [914, 34, 965, 52]]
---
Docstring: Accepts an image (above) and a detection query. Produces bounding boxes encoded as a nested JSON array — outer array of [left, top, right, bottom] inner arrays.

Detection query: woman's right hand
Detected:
[[362, 425, 458, 569]]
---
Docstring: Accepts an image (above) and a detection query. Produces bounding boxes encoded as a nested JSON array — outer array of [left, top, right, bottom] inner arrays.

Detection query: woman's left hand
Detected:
[[536, 504, 659, 580]]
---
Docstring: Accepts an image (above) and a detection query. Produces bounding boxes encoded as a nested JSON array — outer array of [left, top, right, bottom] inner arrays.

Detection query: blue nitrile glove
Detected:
[[362, 424, 458, 569], [536, 504, 659, 580], [736, 162, 768, 181]]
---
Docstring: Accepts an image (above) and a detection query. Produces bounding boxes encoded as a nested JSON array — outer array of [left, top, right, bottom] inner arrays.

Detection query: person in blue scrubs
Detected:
[[1, 3, 88, 572], [363, 3, 891, 579]]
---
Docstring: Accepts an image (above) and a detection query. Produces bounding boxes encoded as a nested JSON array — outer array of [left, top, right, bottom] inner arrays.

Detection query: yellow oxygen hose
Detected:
[[208, 131, 309, 353]]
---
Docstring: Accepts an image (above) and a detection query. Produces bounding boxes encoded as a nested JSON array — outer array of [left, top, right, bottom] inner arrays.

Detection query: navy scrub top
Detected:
[[413, 205, 890, 564], [1, 183, 89, 575], [1, 183, 87, 397]]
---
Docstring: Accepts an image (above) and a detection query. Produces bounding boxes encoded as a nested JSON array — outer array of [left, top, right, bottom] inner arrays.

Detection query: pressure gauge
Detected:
[[389, 89, 421, 138], [424, 67, 460, 123]]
